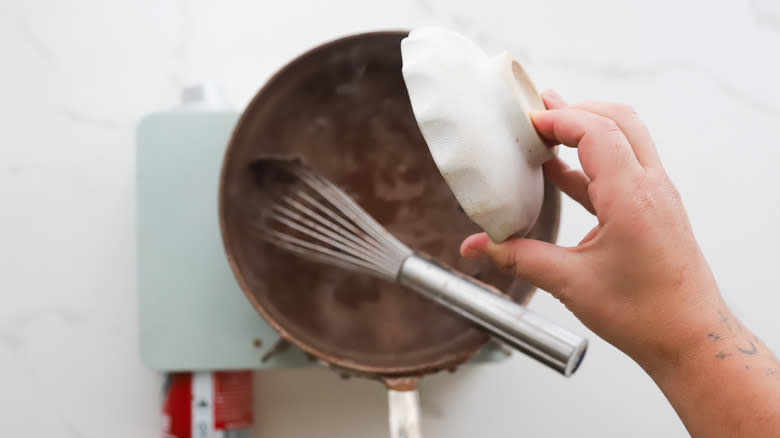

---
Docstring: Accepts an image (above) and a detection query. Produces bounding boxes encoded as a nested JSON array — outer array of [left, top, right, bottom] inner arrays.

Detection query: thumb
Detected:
[[460, 233, 576, 297]]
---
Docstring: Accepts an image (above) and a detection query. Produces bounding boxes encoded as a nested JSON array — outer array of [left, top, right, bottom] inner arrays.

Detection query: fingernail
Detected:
[[543, 89, 564, 103], [529, 110, 543, 120], [461, 247, 485, 260]]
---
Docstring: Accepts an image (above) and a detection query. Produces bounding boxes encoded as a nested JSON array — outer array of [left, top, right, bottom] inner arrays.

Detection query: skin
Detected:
[[460, 90, 780, 437]]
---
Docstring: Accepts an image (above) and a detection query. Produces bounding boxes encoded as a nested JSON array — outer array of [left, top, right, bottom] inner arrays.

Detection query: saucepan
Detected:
[[218, 31, 562, 437]]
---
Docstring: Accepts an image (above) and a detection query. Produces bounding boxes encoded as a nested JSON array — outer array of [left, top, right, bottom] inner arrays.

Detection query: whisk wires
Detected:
[[249, 158, 413, 282]]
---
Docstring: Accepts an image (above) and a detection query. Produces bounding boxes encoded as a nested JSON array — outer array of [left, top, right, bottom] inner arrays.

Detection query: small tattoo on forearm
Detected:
[[717, 310, 732, 332], [715, 352, 731, 359], [766, 368, 777, 376], [736, 341, 757, 355], [707, 333, 721, 342]]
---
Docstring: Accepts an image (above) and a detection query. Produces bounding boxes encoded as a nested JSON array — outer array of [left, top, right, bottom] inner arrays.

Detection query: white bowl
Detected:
[[401, 27, 557, 242]]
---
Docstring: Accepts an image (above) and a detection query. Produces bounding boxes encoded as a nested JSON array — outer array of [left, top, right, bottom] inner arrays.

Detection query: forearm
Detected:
[[644, 308, 780, 437]]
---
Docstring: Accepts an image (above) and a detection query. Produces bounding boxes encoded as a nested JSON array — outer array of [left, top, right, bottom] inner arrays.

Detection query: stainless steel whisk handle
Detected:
[[398, 255, 587, 376]]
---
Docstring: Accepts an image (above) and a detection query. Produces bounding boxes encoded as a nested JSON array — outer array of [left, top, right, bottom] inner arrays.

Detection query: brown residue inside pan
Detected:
[[220, 32, 559, 376]]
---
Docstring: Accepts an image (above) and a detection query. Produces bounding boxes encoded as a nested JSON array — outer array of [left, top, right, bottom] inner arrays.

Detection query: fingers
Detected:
[[543, 157, 595, 215], [530, 108, 644, 184], [571, 101, 661, 169], [540, 90, 596, 215], [460, 233, 576, 297], [541, 89, 568, 110]]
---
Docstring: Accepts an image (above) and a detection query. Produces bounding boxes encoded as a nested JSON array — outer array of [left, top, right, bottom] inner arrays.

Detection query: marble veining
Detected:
[[8, 14, 56, 64], [750, 0, 780, 33], [416, 0, 780, 117], [2, 1, 779, 437], [58, 107, 125, 130]]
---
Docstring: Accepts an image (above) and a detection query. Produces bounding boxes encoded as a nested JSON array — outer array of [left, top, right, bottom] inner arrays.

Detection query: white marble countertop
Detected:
[[2, 0, 779, 436]]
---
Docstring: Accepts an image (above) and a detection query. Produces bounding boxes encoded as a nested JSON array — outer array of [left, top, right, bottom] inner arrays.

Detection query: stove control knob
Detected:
[[179, 82, 231, 110]]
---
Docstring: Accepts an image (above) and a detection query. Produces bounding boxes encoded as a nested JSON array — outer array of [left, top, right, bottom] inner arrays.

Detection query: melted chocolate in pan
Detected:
[[219, 32, 560, 376]]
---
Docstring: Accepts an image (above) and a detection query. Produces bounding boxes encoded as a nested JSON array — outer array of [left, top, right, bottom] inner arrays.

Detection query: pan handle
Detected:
[[386, 379, 422, 438]]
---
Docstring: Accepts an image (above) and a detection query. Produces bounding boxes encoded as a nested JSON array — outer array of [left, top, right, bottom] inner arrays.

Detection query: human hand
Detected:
[[460, 90, 724, 373], [460, 89, 780, 436]]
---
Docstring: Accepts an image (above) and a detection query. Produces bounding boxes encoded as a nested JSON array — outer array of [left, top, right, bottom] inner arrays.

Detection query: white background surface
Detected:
[[2, 0, 779, 436]]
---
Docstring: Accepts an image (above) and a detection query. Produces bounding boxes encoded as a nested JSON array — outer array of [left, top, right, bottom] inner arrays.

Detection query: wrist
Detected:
[[632, 295, 729, 381], [636, 304, 780, 437]]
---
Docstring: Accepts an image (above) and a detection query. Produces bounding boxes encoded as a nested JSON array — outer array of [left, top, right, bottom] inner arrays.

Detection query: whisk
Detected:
[[247, 157, 587, 376]]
